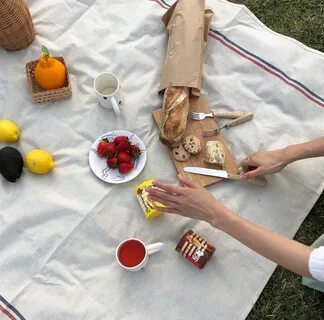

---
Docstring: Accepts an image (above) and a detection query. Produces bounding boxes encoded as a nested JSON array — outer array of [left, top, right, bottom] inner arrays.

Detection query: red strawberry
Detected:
[[105, 142, 117, 158], [129, 145, 141, 159], [115, 140, 130, 152], [118, 162, 133, 174], [97, 140, 109, 157], [114, 135, 129, 146], [118, 151, 132, 163], [107, 157, 118, 169]]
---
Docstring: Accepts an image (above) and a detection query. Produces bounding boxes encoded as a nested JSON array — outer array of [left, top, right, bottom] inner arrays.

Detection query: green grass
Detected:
[[231, 0, 324, 52], [229, 0, 324, 318]]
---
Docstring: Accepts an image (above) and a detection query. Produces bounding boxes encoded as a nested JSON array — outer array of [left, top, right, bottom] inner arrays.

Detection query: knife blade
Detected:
[[183, 167, 267, 186]]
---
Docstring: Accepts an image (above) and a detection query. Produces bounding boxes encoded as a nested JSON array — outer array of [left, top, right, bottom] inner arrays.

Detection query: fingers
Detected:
[[241, 155, 256, 168], [148, 188, 179, 204], [149, 194, 183, 215], [151, 176, 197, 195], [241, 155, 261, 173], [152, 204, 181, 215], [178, 175, 198, 188], [151, 180, 183, 195], [242, 166, 266, 179]]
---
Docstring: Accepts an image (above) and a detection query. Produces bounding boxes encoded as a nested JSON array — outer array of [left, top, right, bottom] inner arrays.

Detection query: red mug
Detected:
[[116, 238, 163, 271]]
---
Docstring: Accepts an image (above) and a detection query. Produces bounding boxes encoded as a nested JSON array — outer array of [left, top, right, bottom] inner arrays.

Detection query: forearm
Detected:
[[282, 137, 324, 165], [213, 210, 313, 277]]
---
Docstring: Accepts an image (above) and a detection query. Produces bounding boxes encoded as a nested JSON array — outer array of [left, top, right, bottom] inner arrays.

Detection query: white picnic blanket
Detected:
[[0, 0, 323, 319]]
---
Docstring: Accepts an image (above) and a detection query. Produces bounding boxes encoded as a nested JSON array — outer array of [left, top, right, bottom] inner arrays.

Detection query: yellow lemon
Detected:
[[25, 149, 55, 174], [0, 119, 20, 143]]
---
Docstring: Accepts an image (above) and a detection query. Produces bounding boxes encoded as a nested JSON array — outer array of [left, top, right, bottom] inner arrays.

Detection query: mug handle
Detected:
[[146, 242, 164, 255], [110, 96, 121, 115]]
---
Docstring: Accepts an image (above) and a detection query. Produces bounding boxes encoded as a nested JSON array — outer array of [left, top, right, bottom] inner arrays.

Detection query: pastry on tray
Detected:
[[204, 140, 225, 167]]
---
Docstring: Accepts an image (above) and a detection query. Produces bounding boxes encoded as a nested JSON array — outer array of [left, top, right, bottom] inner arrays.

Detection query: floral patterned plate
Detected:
[[89, 130, 147, 184]]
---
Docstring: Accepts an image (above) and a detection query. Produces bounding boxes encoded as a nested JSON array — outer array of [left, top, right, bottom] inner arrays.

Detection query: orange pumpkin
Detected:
[[34, 46, 66, 90]]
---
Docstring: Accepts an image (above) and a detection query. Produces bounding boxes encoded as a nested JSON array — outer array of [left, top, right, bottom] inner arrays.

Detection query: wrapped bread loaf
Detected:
[[159, 86, 189, 146]]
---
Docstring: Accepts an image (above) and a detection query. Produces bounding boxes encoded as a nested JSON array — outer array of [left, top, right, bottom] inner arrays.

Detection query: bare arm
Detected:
[[147, 175, 313, 278], [283, 136, 324, 162], [242, 136, 324, 179], [216, 209, 312, 278]]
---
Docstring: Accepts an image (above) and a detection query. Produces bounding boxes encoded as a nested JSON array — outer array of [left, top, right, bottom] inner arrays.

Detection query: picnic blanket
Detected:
[[0, 0, 323, 319]]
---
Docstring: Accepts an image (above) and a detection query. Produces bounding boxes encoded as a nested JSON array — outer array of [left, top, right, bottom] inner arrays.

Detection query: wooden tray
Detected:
[[152, 96, 239, 187]]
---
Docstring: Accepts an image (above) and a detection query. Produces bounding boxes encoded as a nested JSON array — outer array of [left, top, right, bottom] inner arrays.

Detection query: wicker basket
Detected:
[[26, 57, 72, 103], [0, 0, 35, 51]]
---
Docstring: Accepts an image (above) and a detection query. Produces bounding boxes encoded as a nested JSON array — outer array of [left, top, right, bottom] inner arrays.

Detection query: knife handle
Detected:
[[224, 112, 253, 129], [212, 111, 245, 119], [228, 173, 267, 186]]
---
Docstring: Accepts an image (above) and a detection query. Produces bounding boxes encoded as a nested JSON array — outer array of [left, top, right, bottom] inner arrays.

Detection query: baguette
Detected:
[[159, 86, 189, 146]]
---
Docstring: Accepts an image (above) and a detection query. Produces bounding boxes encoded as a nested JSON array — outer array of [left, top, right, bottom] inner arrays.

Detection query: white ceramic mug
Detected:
[[116, 238, 164, 272], [94, 72, 123, 115]]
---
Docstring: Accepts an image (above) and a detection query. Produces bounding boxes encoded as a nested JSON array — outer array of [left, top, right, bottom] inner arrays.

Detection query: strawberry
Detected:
[[118, 151, 132, 163], [115, 140, 130, 152], [105, 142, 117, 158], [107, 157, 118, 169], [114, 135, 129, 146], [97, 140, 109, 157], [118, 162, 133, 174], [129, 145, 141, 159]]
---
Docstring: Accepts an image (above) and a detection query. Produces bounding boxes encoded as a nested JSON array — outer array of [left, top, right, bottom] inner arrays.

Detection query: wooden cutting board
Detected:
[[152, 96, 239, 187]]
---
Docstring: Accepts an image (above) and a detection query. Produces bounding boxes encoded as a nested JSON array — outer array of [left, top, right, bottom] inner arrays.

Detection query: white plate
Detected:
[[89, 130, 147, 184]]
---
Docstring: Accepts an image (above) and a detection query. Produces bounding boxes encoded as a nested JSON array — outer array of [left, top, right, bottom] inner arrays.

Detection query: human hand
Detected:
[[147, 175, 233, 228], [241, 149, 288, 179]]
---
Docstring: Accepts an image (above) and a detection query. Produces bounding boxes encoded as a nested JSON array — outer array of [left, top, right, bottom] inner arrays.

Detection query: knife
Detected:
[[183, 167, 267, 186]]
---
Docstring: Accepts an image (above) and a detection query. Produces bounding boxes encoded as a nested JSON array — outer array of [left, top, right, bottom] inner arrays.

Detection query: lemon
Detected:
[[25, 149, 55, 174], [0, 119, 20, 143]]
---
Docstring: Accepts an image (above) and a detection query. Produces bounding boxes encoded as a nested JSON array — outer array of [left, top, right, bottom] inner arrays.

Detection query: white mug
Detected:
[[116, 238, 164, 272], [94, 72, 123, 115]]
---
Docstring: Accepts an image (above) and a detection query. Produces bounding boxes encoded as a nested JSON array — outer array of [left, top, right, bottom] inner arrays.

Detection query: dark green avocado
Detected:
[[0, 146, 23, 182]]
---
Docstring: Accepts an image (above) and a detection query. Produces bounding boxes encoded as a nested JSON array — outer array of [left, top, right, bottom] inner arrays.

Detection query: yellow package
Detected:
[[134, 179, 164, 219]]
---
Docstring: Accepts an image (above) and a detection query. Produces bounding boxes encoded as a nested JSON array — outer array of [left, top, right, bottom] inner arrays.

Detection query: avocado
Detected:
[[0, 146, 23, 182]]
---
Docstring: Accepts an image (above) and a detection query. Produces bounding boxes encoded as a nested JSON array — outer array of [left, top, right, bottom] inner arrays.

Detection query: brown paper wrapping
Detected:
[[159, 0, 213, 96]]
